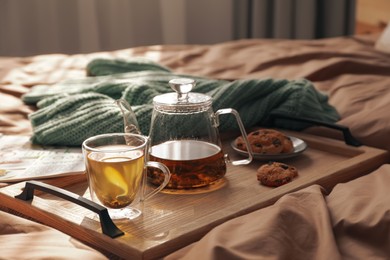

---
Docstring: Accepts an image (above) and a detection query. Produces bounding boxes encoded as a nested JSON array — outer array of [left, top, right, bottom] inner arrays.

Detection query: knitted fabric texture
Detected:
[[23, 58, 340, 146]]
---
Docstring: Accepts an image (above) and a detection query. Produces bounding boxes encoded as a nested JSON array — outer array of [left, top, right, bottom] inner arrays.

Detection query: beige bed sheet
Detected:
[[1, 33, 390, 259], [1, 34, 390, 150], [166, 164, 390, 260], [0, 210, 107, 259]]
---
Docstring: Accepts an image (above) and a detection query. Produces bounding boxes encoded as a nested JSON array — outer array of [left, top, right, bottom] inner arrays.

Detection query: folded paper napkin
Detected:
[[22, 58, 340, 146]]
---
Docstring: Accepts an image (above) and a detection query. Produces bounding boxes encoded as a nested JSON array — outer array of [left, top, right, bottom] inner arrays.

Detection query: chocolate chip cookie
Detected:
[[235, 129, 294, 154], [257, 161, 298, 187]]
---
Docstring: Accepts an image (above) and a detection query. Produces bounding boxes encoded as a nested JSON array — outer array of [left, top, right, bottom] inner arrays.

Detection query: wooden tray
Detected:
[[0, 131, 388, 259]]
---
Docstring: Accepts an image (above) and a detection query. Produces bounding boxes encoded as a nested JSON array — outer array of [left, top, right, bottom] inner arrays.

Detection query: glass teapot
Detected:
[[147, 78, 253, 189]]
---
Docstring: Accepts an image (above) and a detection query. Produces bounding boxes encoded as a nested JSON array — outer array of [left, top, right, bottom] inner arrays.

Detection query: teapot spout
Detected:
[[115, 98, 140, 134]]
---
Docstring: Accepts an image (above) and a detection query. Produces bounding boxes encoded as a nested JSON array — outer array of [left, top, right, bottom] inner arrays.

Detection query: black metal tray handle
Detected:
[[269, 112, 362, 147], [15, 181, 124, 238]]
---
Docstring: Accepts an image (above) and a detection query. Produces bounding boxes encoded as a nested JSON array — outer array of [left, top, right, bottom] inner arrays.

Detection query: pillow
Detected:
[[375, 22, 390, 53]]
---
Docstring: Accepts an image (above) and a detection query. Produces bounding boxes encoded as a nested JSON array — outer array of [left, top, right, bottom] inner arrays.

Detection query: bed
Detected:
[[1, 29, 390, 259]]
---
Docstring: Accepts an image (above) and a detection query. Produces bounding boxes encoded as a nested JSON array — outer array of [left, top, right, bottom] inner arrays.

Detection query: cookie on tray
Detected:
[[236, 129, 294, 154], [256, 161, 298, 187]]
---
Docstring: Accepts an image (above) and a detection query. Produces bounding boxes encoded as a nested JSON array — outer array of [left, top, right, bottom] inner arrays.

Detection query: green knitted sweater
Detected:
[[22, 58, 340, 146]]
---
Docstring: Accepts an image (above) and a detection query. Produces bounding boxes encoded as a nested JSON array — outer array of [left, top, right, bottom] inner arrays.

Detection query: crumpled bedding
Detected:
[[1, 33, 390, 259], [1, 34, 390, 150], [165, 164, 390, 260], [0, 210, 107, 260]]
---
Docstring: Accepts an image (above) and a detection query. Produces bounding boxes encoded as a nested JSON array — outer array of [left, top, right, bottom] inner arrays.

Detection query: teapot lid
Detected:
[[153, 78, 212, 113]]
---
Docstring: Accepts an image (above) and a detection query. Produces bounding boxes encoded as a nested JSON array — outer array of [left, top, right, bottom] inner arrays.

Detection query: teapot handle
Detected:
[[215, 108, 253, 165]]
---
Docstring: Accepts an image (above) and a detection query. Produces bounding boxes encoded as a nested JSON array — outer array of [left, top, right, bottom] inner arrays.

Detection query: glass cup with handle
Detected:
[[82, 133, 171, 220]]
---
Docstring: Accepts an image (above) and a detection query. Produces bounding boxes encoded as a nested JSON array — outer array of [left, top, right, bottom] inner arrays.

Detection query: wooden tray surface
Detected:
[[0, 131, 389, 259]]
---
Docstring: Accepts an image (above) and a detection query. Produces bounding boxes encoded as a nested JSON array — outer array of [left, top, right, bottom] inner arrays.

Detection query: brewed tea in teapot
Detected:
[[147, 78, 252, 189]]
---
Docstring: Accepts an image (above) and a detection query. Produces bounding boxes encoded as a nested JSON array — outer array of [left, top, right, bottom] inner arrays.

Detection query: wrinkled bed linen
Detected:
[[1, 35, 390, 150], [1, 34, 390, 259], [165, 164, 390, 260], [0, 210, 107, 259]]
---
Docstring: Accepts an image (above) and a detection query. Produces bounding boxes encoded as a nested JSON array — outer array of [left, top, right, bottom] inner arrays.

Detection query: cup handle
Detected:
[[143, 161, 171, 201]]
